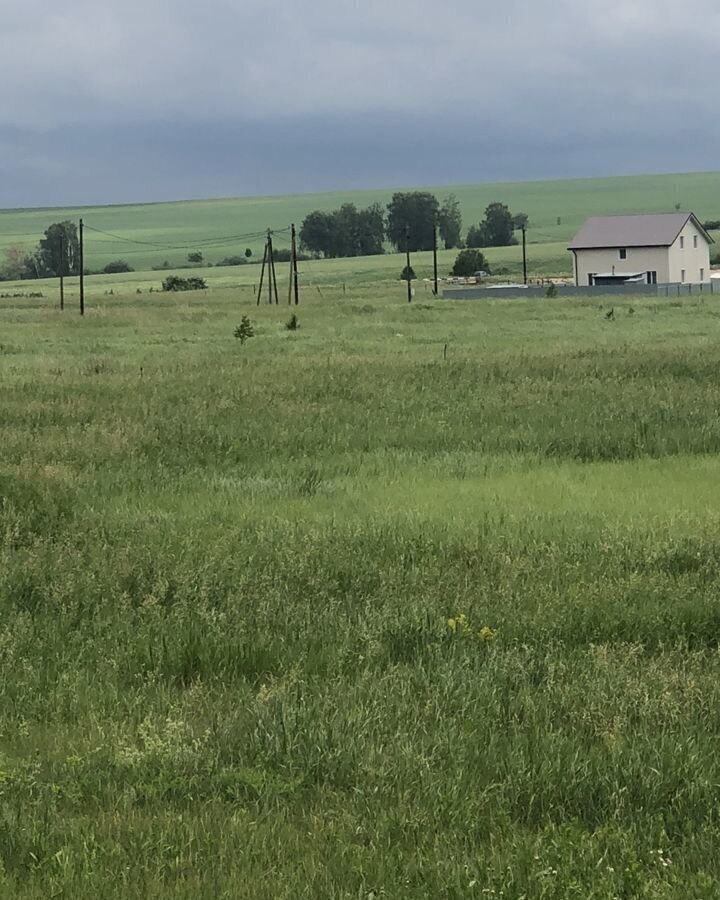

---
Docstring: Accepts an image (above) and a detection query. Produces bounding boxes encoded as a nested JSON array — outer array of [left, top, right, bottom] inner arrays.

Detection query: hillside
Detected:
[[1, 171, 719, 276]]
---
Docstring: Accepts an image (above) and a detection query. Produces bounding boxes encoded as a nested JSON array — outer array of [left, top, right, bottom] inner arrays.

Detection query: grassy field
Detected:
[[1, 170, 720, 274], [3, 275, 720, 898]]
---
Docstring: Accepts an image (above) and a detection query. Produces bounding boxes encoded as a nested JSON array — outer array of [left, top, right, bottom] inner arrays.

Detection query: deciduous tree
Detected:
[[386, 192, 439, 252], [483, 203, 516, 247], [438, 194, 463, 249]]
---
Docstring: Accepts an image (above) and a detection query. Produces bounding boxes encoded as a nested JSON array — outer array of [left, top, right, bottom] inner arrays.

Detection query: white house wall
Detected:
[[573, 246, 671, 286], [667, 219, 711, 283]]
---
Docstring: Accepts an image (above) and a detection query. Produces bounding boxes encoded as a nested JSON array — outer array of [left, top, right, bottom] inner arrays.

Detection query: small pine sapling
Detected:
[[234, 316, 255, 344]]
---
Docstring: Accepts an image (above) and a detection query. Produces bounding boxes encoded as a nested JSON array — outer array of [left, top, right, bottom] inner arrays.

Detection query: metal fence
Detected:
[[442, 282, 716, 301]]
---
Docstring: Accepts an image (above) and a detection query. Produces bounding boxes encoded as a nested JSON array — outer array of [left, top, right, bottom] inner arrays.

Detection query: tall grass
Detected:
[[2, 287, 720, 897]]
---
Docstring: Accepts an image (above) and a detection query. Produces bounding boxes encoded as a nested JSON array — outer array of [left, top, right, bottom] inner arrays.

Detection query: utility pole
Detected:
[[405, 225, 412, 303], [79, 218, 85, 316], [256, 240, 268, 305], [291, 223, 300, 305], [267, 230, 279, 305], [59, 233, 65, 311], [432, 222, 439, 296], [521, 224, 528, 286]]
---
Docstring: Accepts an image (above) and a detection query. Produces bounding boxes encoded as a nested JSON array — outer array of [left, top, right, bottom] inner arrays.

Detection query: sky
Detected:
[[2, 0, 719, 208]]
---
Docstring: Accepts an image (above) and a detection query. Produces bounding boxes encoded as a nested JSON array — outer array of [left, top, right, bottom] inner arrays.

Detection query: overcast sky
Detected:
[[2, 0, 719, 207]]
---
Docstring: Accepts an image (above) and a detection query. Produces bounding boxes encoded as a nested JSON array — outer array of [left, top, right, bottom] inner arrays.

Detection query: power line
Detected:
[[83, 224, 290, 251]]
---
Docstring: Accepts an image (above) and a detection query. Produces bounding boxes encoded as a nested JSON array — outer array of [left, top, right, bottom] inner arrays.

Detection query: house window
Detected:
[[681, 269, 686, 282], [619, 248, 627, 260], [694, 235, 699, 249], [680, 236, 685, 249], [701, 268, 705, 281]]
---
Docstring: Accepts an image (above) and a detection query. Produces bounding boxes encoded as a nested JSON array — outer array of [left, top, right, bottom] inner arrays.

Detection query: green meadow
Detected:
[[3, 269, 720, 898], [1, 170, 719, 274]]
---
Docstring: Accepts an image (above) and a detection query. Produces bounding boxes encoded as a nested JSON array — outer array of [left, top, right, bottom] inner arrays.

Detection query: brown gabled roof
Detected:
[[568, 212, 713, 250]]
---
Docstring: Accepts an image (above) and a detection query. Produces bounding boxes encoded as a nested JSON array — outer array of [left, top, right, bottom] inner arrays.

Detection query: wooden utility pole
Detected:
[[264, 230, 278, 305], [521, 224, 528, 285], [59, 233, 65, 311], [405, 226, 412, 303], [256, 241, 268, 305], [432, 222, 439, 296], [291, 223, 300, 305], [79, 218, 85, 316]]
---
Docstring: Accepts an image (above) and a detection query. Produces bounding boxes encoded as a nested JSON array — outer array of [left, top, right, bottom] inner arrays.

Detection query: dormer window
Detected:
[[619, 248, 627, 260]]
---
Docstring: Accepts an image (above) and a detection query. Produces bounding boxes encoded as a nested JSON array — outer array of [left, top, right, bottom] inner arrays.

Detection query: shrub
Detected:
[[234, 316, 255, 344], [285, 314, 299, 331], [187, 251, 204, 264], [162, 275, 207, 292], [103, 260, 134, 274], [546, 282, 558, 298], [703, 220, 720, 231], [451, 249, 490, 278], [272, 249, 310, 263], [216, 256, 248, 267]]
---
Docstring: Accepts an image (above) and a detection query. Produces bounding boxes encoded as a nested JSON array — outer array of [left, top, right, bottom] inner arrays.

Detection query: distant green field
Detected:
[[1, 171, 719, 276]]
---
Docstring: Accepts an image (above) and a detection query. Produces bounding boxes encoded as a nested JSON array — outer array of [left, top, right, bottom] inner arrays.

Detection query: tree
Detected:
[[245, 248, 253, 258], [451, 249, 490, 277], [386, 192, 439, 252], [299, 210, 336, 258], [3, 245, 30, 280], [465, 223, 489, 248], [483, 203, 516, 247], [357, 202, 386, 256], [234, 316, 255, 344], [333, 203, 361, 258], [187, 251, 204, 264], [300, 203, 385, 258], [34, 221, 79, 277], [438, 194, 463, 249]]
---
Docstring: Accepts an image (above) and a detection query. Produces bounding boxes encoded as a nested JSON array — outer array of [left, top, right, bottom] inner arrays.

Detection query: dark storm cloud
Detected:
[[2, 0, 719, 205]]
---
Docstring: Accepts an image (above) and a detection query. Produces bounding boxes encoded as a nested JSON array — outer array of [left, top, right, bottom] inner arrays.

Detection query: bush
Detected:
[[216, 256, 248, 267], [102, 260, 134, 274], [272, 248, 310, 263], [187, 251, 204, 264], [234, 316, 255, 344], [451, 249, 490, 278], [703, 220, 720, 231], [162, 275, 207, 292], [286, 314, 299, 331]]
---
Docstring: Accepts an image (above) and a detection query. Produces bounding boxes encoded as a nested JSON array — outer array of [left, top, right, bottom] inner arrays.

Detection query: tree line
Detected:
[[1, 195, 529, 281], [299, 192, 527, 258]]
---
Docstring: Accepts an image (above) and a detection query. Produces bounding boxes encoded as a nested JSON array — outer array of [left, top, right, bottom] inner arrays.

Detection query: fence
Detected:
[[442, 282, 716, 301]]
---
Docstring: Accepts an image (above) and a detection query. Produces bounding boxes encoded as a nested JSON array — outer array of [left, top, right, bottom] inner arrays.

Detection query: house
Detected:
[[568, 212, 713, 287]]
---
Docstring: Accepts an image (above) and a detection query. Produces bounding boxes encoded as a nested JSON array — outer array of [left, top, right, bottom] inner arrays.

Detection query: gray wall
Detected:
[[442, 282, 716, 301]]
